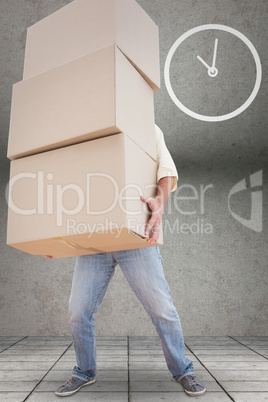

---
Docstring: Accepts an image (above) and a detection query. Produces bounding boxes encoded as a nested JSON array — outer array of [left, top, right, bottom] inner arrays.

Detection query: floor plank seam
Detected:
[[0, 336, 267, 399], [127, 336, 130, 401], [22, 339, 73, 401], [185, 342, 235, 401], [228, 335, 268, 361], [0, 336, 28, 354]]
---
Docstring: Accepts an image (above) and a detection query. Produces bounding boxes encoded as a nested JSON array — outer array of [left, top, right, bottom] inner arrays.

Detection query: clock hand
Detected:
[[211, 38, 218, 71], [197, 40, 219, 78], [197, 55, 211, 70]]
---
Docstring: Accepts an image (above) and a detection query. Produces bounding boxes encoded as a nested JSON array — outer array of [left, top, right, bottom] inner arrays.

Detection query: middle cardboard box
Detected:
[[8, 44, 156, 161], [7, 133, 163, 259]]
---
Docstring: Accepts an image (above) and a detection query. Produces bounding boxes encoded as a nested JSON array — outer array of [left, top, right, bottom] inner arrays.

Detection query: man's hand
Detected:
[[140, 175, 175, 244], [140, 195, 164, 243]]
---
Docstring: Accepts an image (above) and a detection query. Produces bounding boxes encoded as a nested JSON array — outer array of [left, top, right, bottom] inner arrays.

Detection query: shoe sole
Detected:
[[185, 387, 206, 396], [55, 378, 96, 396]]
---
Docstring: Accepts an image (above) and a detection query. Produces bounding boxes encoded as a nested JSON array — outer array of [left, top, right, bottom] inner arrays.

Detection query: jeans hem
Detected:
[[174, 370, 195, 382], [72, 370, 95, 382]]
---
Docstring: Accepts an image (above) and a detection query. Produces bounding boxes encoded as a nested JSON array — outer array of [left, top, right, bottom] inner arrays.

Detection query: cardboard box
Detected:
[[23, 0, 160, 91], [7, 133, 163, 258], [8, 45, 156, 161]]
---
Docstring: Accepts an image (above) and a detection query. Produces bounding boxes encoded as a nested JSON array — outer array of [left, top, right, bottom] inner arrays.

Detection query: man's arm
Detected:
[[155, 124, 178, 193], [140, 125, 178, 243], [140, 176, 174, 244]]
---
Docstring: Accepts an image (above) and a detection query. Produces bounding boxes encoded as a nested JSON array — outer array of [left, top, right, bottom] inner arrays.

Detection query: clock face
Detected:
[[164, 24, 262, 122]]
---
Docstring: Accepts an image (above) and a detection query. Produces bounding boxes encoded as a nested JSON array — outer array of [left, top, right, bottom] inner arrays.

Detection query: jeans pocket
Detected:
[[155, 246, 163, 265]]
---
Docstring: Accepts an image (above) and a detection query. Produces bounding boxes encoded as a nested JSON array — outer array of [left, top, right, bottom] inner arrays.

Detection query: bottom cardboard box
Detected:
[[9, 229, 163, 259], [7, 133, 163, 258]]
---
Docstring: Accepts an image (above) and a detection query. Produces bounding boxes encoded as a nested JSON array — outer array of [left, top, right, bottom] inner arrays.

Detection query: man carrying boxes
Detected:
[[6, 0, 206, 397]]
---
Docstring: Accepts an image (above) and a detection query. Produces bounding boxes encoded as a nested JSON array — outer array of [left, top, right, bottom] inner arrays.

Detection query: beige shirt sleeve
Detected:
[[155, 124, 178, 192]]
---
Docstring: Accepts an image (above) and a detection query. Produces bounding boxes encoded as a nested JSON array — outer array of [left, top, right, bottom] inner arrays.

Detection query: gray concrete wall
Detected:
[[0, 0, 267, 336]]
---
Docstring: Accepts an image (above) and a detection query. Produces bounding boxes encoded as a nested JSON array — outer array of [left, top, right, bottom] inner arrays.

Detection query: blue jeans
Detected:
[[69, 246, 194, 382]]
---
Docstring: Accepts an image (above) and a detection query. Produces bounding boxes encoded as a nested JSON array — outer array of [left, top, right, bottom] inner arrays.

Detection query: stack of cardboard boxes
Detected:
[[6, 0, 162, 258]]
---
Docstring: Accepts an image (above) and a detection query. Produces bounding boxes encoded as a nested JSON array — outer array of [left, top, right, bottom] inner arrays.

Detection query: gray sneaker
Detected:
[[179, 374, 206, 396], [55, 376, 96, 396]]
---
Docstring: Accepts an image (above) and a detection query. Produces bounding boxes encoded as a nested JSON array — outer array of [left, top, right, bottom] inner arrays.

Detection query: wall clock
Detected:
[[164, 24, 262, 122]]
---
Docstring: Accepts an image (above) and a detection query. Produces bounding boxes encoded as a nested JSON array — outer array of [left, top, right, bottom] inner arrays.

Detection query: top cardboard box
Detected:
[[23, 0, 160, 91]]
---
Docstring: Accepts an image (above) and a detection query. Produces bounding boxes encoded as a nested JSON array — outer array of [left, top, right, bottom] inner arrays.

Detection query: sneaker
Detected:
[[179, 374, 206, 396], [55, 376, 96, 396]]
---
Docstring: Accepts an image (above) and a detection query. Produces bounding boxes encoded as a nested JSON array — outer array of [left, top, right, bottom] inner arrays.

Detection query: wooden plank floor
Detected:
[[0, 336, 267, 401]]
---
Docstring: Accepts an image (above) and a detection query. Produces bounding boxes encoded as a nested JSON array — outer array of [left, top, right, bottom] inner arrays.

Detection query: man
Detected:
[[54, 125, 206, 397]]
